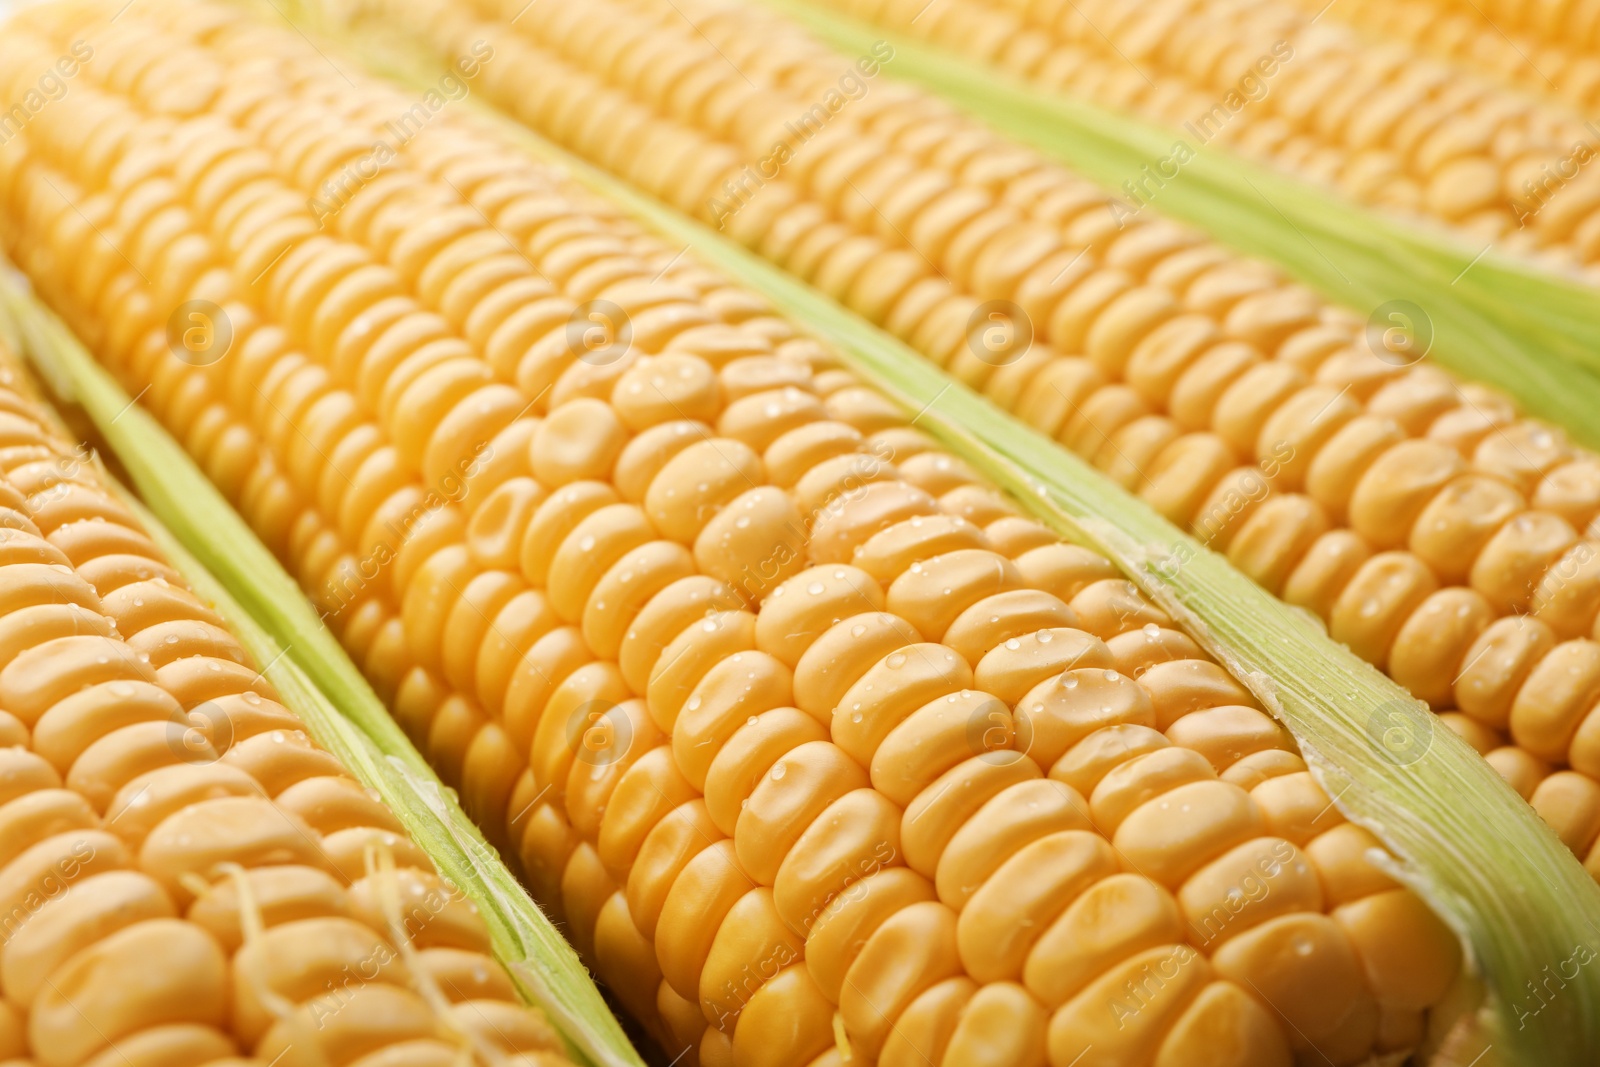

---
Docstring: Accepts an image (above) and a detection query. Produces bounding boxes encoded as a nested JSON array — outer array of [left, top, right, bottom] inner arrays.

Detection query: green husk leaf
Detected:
[[306, 26, 1600, 1059], [758, 0, 1600, 452], [0, 264, 643, 1067]]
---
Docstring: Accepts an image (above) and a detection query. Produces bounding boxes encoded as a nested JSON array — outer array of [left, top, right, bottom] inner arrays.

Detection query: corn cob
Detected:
[[1291, 0, 1600, 115], [0, 2, 1468, 1065], [1420, 0, 1600, 51], [833, 0, 1600, 271], [0, 330, 573, 1065], [338, 0, 1600, 879]]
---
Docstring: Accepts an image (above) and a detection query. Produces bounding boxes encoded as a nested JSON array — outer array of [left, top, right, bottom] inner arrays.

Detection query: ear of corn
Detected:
[[1298, 0, 1600, 115], [2, 1, 1597, 1065], [332, 0, 1600, 894], [0, 308, 582, 1064], [795, 0, 1600, 441], [755, 0, 1600, 425], [797, 0, 1600, 280]]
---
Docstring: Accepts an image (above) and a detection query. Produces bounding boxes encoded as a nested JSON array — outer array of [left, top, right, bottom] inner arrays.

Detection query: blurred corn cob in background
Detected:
[[0, 324, 574, 1064], [336, 0, 1600, 881], [1281, 0, 1600, 121], [809, 0, 1600, 277], [0, 1, 1486, 1064]]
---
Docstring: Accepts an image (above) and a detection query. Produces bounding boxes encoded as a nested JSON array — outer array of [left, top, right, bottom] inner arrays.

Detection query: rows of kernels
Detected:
[[829, 0, 1600, 269], [365, 235, 1439, 1061], [0, 10, 966, 1062], [715, 0, 1600, 861], [0, 4, 649, 1036], [1283, 0, 1600, 114], [356, 0, 1600, 871], [1437, 0, 1600, 47], [0, 336, 567, 1064], [5, 6, 678, 862], [0, 4, 1467, 1065], [272, 29, 1465, 1055], [168, 10, 1529, 1049]]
